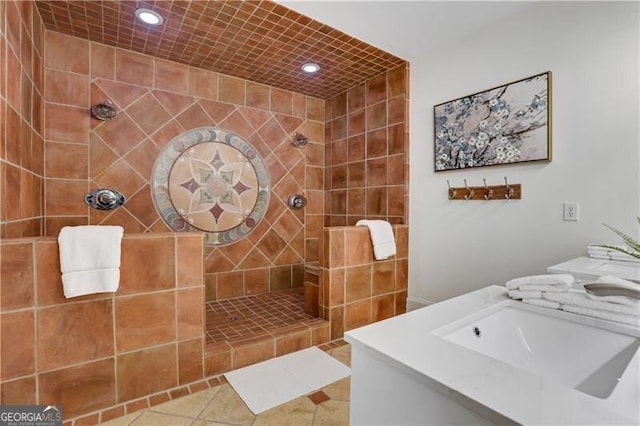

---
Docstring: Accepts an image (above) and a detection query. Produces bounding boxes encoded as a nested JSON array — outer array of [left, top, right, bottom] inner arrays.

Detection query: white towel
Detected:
[[522, 298, 560, 310], [561, 305, 640, 327], [355, 220, 396, 260], [505, 274, 574, 292], [508, 290, 542, 300], [543, 290, 640, 316], [58, 225, 124, 298]]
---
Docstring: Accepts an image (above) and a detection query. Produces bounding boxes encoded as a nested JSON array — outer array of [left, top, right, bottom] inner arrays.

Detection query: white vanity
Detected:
[[344, 286, 640, 425]]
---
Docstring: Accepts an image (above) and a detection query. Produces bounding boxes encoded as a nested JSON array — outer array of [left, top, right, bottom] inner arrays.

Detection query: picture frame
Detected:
[[434, 71, 552, 172]]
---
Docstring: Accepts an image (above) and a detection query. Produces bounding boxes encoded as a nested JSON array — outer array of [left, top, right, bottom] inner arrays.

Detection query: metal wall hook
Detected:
[[483, 178, 493, 200], [504, 176, 514, 199], [446, 180, 457, 200], [463, 179, 474, 200]]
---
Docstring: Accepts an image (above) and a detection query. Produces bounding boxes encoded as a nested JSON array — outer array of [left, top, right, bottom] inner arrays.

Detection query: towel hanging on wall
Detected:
[[356, 220, 397, 260], [58, 225, 124, 298]]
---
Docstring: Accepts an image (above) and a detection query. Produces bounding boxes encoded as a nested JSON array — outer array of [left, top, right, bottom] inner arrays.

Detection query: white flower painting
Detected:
[[434, 72, 551, 171]]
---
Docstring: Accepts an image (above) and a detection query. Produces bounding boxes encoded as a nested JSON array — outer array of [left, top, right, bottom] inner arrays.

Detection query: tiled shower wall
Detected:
[[0, 1, 45, 238], [0, 233, 205, 420], [319, 225, 408, 340], [41, 31, 326, 301], [325, 64, 410, 226]]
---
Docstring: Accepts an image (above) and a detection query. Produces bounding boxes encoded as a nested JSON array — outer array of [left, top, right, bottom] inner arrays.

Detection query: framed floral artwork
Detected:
[[434, 71, 552, 172]]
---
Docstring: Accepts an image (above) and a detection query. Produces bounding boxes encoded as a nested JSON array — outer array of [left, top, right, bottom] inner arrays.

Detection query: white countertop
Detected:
[[548, 256, 640, 282], [344, 286, 640, 425]]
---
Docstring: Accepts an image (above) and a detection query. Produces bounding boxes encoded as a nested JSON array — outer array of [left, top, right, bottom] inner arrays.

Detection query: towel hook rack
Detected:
[[504, 176, 514, 200], [483, 178, 493, 200], [446, 180, 457, 200], [463, 179, 474, 200], [445, 178, 521, 201]]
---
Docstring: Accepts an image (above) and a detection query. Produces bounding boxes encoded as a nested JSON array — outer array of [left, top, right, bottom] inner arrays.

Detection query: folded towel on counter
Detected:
[[505, 274, 574, 292], [508, 290, 542, 300], [588, 253, 610, 260], [587, 244, 640, 263], [58, 225, 124, 298], [355, 220, 396, 260], [561, 305, 640, 327], [543, 290, 640, 316], [523, 298, 561, 309]]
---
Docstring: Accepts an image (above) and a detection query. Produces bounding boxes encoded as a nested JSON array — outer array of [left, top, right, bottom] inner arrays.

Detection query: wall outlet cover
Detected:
[[563, 202, 579, 221]]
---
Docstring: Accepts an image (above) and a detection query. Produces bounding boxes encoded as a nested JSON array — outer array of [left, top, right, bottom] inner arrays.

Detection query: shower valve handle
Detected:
[[85, 188, 126, 210]]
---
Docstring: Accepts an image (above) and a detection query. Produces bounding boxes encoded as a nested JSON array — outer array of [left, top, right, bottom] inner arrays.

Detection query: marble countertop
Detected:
[[548, 256, 640, 282], [344, 286, 640, 425]]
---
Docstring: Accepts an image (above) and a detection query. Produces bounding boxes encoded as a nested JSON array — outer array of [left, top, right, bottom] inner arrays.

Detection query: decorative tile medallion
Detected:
[[151, 127, 269, 246]]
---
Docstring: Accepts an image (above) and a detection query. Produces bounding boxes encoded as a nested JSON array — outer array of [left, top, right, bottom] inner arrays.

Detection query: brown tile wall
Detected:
[[319, 225, 408, 340], [41, 31, 325, 300], [325, 64, 410, 226], [0, 1, 46, 238], [0, 232, 205, 420]]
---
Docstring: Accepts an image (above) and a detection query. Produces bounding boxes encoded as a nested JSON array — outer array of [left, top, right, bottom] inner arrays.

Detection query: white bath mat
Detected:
[[224, 346, 350, 414]]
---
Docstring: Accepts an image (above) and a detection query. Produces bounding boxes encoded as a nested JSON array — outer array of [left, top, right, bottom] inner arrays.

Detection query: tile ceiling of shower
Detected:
[[34, 0, 406, 99]]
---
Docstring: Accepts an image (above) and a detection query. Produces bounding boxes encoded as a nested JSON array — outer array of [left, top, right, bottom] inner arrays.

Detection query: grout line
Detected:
[[174, 235, 180, 388]]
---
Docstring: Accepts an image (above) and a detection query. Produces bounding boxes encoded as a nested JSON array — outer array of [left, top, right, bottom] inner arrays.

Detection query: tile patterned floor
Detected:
[[103, 344, 351, 425], [206, 288, 319, 344]]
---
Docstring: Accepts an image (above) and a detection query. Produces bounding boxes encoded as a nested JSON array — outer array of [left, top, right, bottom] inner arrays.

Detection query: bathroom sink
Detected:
[[432, 302, 640, 399]]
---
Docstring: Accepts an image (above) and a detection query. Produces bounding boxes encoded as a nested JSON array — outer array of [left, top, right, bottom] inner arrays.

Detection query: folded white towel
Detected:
[[522, 298, 560, 310], [505, 274, 574, 292], [588, 253, 610, 260], [561, 305, 640, 327], [508, 290, 542, 300], [543, 290, 640, 316], [58, 225, 124, 298], [609, 254, 640, 263], [355, 220, 396, 260]]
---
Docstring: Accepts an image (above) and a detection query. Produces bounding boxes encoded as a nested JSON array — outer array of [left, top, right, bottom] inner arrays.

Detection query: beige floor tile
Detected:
[[328, 347, 351, 367], [191, 420, 237, 425], [198, 384, 255, 425], [151, 388, 222, 417], [101, 411, 144, 425], [252, 396, 316, 426], [130, 411, 194, 425], [312, 400, 349, 426], [321, 377, 350, 402]]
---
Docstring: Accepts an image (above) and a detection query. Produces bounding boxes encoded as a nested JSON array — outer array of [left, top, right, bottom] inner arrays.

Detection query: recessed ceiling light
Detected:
[[135, 8, 164, 25], [301, 63, 320, 74]]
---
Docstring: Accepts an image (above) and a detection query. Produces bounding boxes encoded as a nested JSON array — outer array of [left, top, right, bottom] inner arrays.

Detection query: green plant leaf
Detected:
[[595, 244, 640, 260], [600, 218, 640, 257]]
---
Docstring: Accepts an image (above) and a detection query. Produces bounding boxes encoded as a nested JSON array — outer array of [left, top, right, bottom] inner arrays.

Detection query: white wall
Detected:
[[282, 1, 640, 305], [410, 2, 639, 304]]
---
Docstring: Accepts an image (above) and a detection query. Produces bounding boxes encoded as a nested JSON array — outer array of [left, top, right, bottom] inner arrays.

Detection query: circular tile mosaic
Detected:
[[151, 127, 270, 246]]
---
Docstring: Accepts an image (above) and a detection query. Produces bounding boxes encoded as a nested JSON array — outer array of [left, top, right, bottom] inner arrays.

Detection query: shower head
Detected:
[[91, 100, 117, 121], [291, 133, 308, 147]]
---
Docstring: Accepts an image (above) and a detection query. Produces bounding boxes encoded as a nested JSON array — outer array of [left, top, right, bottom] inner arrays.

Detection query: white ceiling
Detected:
[[279, 1, 536, 61]]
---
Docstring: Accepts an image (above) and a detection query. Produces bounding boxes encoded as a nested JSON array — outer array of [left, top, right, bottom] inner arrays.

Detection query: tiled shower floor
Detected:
[[205, 287, 323, 345]]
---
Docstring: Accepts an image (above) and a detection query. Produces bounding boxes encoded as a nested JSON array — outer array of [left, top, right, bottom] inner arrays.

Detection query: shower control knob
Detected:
[[85, 188, 126, 210], [287, 194, 307, 210]]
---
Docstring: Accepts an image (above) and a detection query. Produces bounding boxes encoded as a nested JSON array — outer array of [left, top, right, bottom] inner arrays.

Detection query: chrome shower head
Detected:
[[291, 133, 308, 147], [91, 100, 117, 121]]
